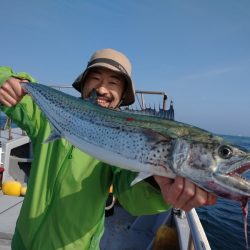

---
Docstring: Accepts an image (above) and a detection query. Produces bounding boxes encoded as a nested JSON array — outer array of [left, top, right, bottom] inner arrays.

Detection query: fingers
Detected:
[[164, 176, 185, 206], [154, 176, 217, 212], [206, 193, 217, 205], [154, 176, 185, 207], [172, 178, 198, 210], [181, 182, 208, 211], [0, 77, 27, 107]]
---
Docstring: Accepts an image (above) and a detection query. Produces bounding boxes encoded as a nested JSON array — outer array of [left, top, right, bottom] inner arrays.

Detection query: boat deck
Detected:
[[0, 193, 23, 249], [0, 194, 182, 250]]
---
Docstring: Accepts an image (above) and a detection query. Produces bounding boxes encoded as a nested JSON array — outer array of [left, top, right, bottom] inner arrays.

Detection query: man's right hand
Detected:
[[0, 77, 28, 107]]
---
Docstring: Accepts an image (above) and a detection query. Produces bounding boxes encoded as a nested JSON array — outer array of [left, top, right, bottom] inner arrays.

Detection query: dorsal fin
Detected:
[[121, 107, 175, 120]]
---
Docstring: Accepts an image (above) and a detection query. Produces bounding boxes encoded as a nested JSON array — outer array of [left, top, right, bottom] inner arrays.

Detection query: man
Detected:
[[0, 48, 216, 249]]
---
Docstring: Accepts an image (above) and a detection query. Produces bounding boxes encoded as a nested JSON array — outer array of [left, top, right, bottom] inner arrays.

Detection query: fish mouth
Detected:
[[227, 162, 250, 176], [212, 161, 250, 199]]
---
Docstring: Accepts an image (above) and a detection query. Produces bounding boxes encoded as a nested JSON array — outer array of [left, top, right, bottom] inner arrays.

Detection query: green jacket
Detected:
[[0, 66, 170, 250]]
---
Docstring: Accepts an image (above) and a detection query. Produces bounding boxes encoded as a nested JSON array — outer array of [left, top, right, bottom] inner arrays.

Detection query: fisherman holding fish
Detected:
[[0, 48, 217, 250]]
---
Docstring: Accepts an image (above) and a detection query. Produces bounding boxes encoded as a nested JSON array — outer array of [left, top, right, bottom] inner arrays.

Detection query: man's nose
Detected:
[[95, 82, 108, 94]]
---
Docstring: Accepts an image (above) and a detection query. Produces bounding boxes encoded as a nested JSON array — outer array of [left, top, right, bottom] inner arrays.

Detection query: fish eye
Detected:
[[218, 145, 233, 159]]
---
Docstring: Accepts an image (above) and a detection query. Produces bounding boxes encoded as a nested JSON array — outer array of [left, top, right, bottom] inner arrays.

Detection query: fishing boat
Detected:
[[0, 89, 211, 250]]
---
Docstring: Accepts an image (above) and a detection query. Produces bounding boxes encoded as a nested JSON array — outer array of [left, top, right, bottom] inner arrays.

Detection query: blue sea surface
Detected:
[[197, 135, 250, 250]]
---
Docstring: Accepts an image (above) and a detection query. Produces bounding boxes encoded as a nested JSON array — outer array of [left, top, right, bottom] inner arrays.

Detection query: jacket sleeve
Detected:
[[0, 66, 43, 142], [112, 167, 171, 216], [0, 66, 37, 85]]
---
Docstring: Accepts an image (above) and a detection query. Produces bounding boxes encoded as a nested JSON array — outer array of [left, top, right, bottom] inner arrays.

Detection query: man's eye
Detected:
[[110, 80, 122, 86], [92, 76, 100, 80]]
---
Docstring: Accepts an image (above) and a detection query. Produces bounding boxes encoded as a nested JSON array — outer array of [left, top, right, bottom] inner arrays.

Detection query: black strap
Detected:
[[87, 58, 128, 75]]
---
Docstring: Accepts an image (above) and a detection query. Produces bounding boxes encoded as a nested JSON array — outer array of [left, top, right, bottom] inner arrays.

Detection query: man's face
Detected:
[[82, 67, 126, 108]]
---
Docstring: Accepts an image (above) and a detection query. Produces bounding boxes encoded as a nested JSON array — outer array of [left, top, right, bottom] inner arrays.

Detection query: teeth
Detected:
[[97, 99, 108, 106], [226, 162, 250, 175]]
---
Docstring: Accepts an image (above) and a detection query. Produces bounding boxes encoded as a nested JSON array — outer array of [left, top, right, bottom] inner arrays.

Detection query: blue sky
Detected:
[[1, 0, 250, 136]]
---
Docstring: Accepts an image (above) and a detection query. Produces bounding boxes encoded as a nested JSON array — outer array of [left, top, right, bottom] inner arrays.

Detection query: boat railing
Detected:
[[186, 209, 211, 250], [171, 208, 211, 250], [0, 116, 26, 140]]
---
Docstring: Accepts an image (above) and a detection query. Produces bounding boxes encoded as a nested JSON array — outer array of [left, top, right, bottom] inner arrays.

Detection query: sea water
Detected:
[[197, 135, 250, 250]]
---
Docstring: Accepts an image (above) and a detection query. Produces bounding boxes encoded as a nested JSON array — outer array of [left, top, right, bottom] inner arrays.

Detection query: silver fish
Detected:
[[21, 83, 250, 201]]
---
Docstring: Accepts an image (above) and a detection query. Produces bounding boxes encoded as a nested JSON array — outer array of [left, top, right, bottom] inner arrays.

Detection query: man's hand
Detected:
[[0, 77, 27, 107], [154, 176, 217, 211]]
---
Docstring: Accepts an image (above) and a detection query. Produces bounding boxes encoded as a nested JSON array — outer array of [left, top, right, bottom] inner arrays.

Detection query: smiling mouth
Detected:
[[88, 89, 113, 106], [96, 98, 110, 106]]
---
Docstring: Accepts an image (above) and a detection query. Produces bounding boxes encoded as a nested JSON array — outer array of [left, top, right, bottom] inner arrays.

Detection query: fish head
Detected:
[[212, 143, 250, 200], [171, 137, 250, 201]]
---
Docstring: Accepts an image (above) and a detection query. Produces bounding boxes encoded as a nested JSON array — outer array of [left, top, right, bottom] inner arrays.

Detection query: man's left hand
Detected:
[[154, 176, 217, 212]]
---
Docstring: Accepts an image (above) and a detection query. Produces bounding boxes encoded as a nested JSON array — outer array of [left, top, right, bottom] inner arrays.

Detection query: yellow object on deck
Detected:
[[2, 180, 22, 196]]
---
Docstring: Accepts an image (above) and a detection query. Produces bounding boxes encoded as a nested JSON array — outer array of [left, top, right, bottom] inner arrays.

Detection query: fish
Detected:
[[21, 82, 250, 247], [21, 82, 250, 199]]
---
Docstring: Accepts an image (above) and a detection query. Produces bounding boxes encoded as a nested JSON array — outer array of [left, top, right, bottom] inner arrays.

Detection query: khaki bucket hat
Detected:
[[72, 48, 135, 106]]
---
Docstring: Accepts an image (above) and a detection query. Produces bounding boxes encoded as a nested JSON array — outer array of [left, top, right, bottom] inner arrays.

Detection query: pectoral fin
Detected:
[[131, 172, 153, 186]]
